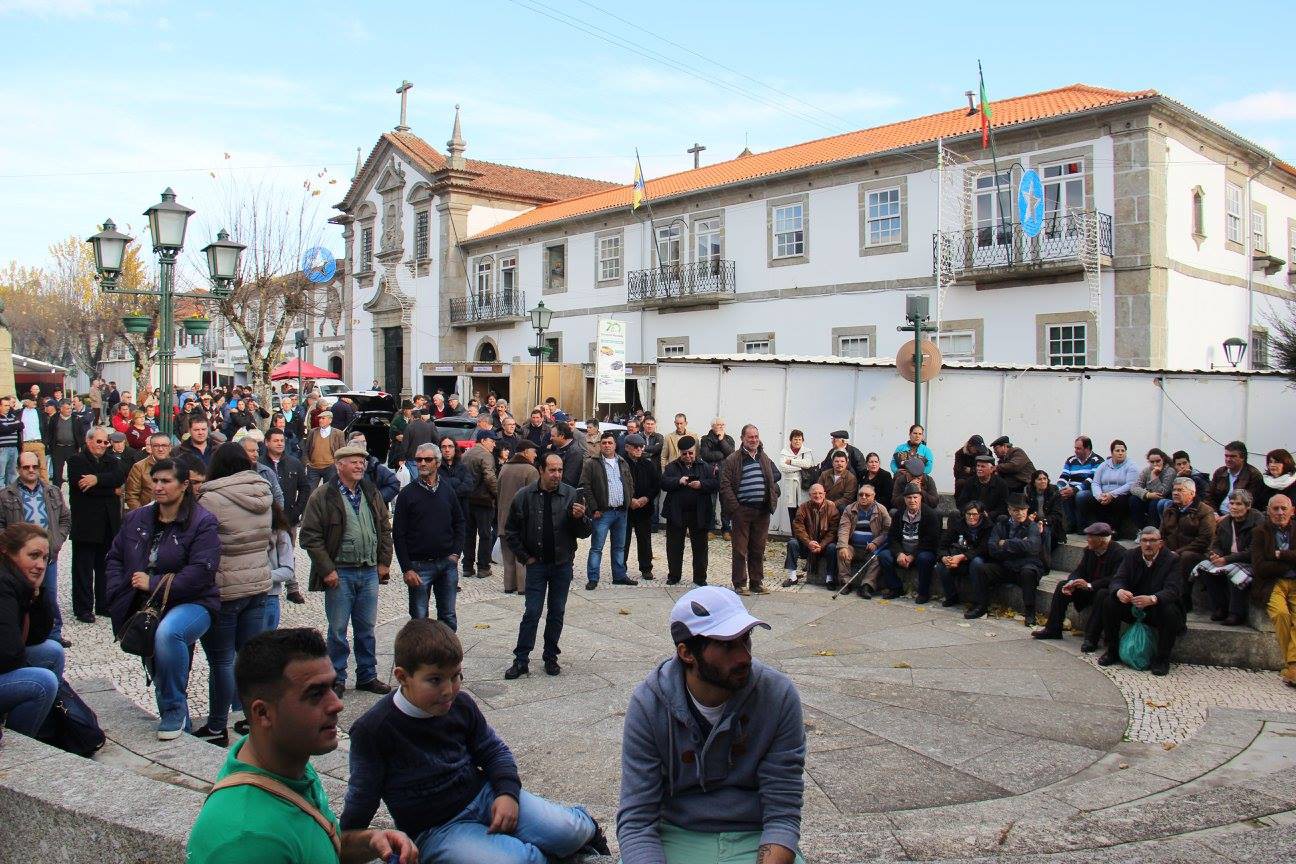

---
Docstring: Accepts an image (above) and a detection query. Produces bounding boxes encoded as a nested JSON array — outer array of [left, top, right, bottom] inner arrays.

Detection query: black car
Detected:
[[436, 416, 479, 453], [333, 392, 397, 462]]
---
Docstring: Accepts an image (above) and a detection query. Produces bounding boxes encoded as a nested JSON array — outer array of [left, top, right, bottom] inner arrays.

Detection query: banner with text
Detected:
[[595, 318, 627, 404]]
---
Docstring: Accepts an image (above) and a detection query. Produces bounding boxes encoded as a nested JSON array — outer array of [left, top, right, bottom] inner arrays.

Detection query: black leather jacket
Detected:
[[504, 481, 593, 565]]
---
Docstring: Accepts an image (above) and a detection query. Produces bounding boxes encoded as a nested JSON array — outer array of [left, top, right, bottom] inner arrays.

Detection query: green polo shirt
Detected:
[[186, 736, 340, 864]]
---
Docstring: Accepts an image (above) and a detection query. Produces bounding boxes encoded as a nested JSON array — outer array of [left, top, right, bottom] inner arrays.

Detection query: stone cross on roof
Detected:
[[395, 80, 413, 132], [687, 142, 706, 169]]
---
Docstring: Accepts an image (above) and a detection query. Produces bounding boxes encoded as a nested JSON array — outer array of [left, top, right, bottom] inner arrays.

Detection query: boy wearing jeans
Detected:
[[341, 619, 610, 862]]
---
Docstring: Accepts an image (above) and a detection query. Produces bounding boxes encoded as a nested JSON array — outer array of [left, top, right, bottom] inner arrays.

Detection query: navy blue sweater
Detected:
[[341, 691, 522, 837], [391, 478, 465, 572]]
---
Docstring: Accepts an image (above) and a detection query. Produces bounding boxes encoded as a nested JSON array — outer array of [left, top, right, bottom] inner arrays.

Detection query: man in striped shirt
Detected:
[[1058, 435, 1103, 532], [719, 425, 780, 596]]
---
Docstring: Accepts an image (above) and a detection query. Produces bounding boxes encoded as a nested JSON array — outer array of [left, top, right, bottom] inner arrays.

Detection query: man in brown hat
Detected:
[[1032, 522, 1125, 651]]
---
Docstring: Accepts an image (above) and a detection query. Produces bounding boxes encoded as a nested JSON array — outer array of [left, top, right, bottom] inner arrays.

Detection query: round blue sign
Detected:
[[302, 247, 337, 283], [1017, 169, 1044, 238]]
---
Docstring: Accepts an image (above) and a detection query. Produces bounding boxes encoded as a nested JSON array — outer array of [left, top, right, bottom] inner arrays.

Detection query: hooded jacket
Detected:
[[198, 470, 273, 601], [617, 656, 805, 864]]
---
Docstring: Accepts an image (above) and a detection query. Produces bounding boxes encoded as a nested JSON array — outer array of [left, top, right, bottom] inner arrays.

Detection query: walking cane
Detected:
[[833, 548, 875, 599]]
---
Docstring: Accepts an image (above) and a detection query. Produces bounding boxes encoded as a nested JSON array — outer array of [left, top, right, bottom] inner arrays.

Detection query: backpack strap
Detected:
[[208, 772, 341, 859]]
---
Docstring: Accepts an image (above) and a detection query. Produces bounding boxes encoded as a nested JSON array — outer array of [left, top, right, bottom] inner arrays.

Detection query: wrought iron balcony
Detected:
[[627, 259, 736, 308], [449, 290, 526, 327], [933, 211, 1113, 284]]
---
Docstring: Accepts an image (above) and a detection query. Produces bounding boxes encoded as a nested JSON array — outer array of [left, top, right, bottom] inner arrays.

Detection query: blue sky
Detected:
[[1, 0, 1293, 267]]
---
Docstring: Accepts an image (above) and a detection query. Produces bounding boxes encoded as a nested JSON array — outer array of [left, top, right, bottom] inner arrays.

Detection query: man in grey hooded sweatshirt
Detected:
[[617, 586, 805, 864]]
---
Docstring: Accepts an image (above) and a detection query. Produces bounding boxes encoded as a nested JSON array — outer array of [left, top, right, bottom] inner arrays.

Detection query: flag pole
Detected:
[[979, 60, 1011, 263]]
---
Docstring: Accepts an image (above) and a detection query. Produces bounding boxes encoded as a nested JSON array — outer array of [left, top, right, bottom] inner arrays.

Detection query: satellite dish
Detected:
[[897, 339, 942, 383]]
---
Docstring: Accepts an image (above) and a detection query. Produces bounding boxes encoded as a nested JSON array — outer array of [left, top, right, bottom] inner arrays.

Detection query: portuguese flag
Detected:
[[978, 65, 992, 149]]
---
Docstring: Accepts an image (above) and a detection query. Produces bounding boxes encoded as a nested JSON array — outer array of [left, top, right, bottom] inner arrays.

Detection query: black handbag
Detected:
[[115, 572, 175, 658], [36, 677, 105, 758]]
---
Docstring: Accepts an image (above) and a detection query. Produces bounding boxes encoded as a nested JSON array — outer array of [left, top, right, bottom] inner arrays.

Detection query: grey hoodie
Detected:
[[616, 656, 805, 864]]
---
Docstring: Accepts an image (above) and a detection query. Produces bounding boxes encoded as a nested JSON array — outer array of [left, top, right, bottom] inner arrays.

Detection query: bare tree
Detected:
[[1269, 296, 1296, 378]]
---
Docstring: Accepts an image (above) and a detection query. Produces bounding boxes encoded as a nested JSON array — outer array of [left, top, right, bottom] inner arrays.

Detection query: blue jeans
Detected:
[[587, 508, 628, 583], [514, 561, 573, 664], [43, 559, 62, 640], [0, 447, 18, 487], [408, 558, 459, 630], [877, 548, 936, 595], [263, 595, 281, 631], [324, 566, 379, 686], [199, 594, 268, 731], [784, 538, 839, 581], [0, 639, 63, 735], [415, 782, 594, 864], [153, 603, 211, 733]]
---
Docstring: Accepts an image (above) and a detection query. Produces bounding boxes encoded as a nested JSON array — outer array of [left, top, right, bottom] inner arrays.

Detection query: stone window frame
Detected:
[[937, 318, 985, 362], [1190, 185, 1206, 247], [413, 209, 432, 261], [1224, 177, 1245, 252], [1029, 146, 1096, 213], [594, 228, 624, 287], [472, 254, 494, 304], [858, 176, 908, 256], [475, 336, 501, 363], [767, 194, 809, 267], [653, 218, 685, 268], [543, 330, 563, 363], [1251, 326, 1270, 370], [543, 239, 568, 295], [657, 336, 690, 359], [737, 331, 776, 354], [970, 165, 1015, 242], [691, 208, 726, 266], [496, 249, 520, 299], [1036, 311, 1097, 367], [407, 182, 434, 264], [1287, 218, 1296, 285], [355, 202, 376, 275], [1251, 201, 1268, 254], [830, 325, 877, 358]]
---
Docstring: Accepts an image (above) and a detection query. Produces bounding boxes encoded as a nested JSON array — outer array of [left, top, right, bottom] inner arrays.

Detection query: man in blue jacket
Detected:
[[393, 443, 465, 630], [617, 586, 805, 864]]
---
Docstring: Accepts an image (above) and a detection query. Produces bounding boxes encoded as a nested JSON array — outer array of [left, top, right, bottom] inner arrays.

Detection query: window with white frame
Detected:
[[1046, 323, 1087, 366], [1041, 160, 1085, 236], [865, 187, 902, 247], [1252, 207, 1267, 252], [772, 202, 805, 258], [975, 172, 1011, 247], [655, 224, 682, 269], [695, 217, 721, 265], [1252, 330, 1270, 369], [836, 335, 871, 358], [597, 234, 622, 281], [1225, 183, 1243, 245], [414, 211, 430, 259], [474, 258, 492, 306], [743, 339, 772, 355], [659, 343, 687, 358], [360, 226, 374, 268], [499, 254, 517, 301], [545, 243, 566, 292], [937, 330, 976, 361]]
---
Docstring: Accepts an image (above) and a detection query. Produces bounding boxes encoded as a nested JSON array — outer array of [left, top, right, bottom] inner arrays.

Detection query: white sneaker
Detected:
[[157, 727, 183, 741]]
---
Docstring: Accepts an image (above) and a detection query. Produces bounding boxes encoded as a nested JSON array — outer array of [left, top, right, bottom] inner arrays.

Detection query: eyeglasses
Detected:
[[414, 457, 438, 463]]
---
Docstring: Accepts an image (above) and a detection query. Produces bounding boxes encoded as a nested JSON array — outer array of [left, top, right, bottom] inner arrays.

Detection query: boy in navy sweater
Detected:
[[341, 619, 609, 862]]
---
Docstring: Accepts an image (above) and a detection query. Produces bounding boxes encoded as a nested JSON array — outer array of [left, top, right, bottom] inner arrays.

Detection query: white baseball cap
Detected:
[[668, 586, 770, 644]]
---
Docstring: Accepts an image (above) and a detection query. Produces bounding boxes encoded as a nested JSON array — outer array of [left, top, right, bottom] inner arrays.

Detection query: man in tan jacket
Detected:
[[124, 433, 172, 510], [660, 413, 697, 470], [496, 441, 539, 593]]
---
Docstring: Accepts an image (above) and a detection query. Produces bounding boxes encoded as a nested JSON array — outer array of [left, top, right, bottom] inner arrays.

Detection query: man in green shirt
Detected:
[[187, 628, 417, 864]]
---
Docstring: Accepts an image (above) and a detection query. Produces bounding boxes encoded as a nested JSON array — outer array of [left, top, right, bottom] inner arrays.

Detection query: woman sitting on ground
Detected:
[[106, 458, 221, 740], [1027, 469, 1067, 552], [0, 524, 64, 737]]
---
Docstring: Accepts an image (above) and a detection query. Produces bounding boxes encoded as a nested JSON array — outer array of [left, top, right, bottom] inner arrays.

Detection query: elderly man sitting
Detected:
[[1253, 494, 1296, 687], [1098, 527, 1186, 676], [890, 457, 938, 512], [1159, 476, 1216, 612], [782, 484, 840, 588], [1193, 488, 1262, 626], [967, 494, 1046, 623], [990, 435, 1036, 493], [1032, 522, 1124, 651], [835, 484, 891, 598], [878, 483, 939, 601]]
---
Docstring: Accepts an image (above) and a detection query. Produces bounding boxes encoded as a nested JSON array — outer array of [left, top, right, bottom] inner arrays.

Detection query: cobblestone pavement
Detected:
[[55, 529, 1296, 742]]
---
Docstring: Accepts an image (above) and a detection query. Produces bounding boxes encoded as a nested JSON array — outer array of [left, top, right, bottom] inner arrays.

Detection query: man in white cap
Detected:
[[617, 586, 805, 864]]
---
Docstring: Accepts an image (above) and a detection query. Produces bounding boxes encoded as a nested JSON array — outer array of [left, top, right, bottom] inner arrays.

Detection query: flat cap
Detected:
[[831, 430, 849, 440], [624, 433, 646, 447], [990, 435, 1011, 447], [516, 440, 538, 452], [108, 431, 126, 443], [677, 435, 697, 451], [474, 429, 499, 442], [1084, 522, 1114, 536], [974, 454, 995, 464], [1006, 492, 1029, 509], [333, 445, 368, 460]]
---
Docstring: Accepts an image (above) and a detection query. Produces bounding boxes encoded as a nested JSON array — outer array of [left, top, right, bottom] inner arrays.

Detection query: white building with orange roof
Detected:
[[330, 84, 1296, 413]]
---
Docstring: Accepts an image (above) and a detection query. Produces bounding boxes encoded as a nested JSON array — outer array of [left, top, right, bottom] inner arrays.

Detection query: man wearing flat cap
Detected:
[[1032, 522, 1125, 651], [967, 492, 1046, 623], [618, 586, 805, 864], [819, 430, 866, 480], [991, 435, 1036, 493], [956, 454, 1010, 522], [298, 444, 394, 698], [621, 433, 662, 582]]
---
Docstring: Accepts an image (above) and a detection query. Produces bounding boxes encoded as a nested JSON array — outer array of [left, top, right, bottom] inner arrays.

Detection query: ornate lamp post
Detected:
[[527, 300, 554, 410], [87, 188, 245, 437]]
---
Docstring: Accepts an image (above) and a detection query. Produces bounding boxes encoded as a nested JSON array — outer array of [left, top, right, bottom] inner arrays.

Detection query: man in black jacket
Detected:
[[662, 443, 718, 586], [620, 433, 661, 582], [504, 452, 592, 679], [1098, 527, 1185, 676], [967, 494, 1047, 623], [393, 443, 465, 630], [698, 420, 735, 535], [66, 427, 124, 622], [550, 422, 585, 489], [43, 400, 84, 487], [934, 502, 992, 608], [878, 484, 940, 600], [262, 427, 310, 604], [956, 456, 1010, 521], [1033, 522, 1125, 650], [399, 410, 439, 465]]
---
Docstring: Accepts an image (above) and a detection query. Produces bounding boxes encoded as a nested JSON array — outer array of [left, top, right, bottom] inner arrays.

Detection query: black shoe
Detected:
[[823, 578, 837, 590], [332, 682, 345, 701], [192, 724, 229, 748], [1210, 610, 1228, 622], [356, 678, 392, 695], [1223, 615, 1245, 627], [583, 820, 611, 856], [941, 595, 959, 607], [880, 589, 901, 600], [1097, 652, 1120, 667], [1150, 660, 1170, 676], [857, 584, 874, 599], [505, 662, 529, 680], [914, 594, 931, 605], [964, 605, 988, 619], [666, 577, 681, 585], [503, 589, 516, 595], [544, 658, 561, 676], [1080, 641, 1099, 653], [462, 569, 476, 579], [692, 579, 707, 586], [612, 577, 639, 586], [641, 573, 655, 580], [232, 719, 251, 737], [584, 581, 598, 590], [58, 637, 72, 648], [286, 590, 306, 605], [1032, 629, 1062, 640], [1023, 610, 1037, 627]]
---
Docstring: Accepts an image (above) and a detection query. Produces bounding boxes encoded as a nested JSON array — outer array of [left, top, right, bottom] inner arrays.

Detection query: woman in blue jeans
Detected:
[[0, 523, 65, 736], [107, 458, 222, 740], [194, 443, 273, 746]]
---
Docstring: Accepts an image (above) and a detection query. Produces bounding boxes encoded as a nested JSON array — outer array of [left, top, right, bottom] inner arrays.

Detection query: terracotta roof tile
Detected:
[[469, 84, 1159, 241]]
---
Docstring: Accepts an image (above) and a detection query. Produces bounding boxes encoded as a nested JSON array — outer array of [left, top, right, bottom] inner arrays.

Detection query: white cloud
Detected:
[[1213, 91, 1296, 123], [0, 0, 136, 18]]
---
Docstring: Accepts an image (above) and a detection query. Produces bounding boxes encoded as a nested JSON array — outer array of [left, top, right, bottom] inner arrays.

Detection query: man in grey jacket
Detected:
[[618, 586, 805, 864]]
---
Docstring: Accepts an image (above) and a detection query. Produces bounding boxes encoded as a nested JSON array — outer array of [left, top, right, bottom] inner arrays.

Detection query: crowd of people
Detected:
[[1, 374, 1294, 863]]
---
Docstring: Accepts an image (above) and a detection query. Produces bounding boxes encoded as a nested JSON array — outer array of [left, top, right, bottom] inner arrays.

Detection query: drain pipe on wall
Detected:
[[1244, 157, 1273, 365]]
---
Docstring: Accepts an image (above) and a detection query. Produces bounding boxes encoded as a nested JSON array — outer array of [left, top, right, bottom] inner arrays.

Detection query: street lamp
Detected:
[[1221, 337, 1247, 369], [527, 300, 554, 410], [88, 188, 245, 438]]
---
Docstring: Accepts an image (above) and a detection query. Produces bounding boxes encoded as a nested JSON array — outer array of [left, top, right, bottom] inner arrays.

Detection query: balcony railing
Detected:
[[449, 290, 526, 327], [934, 211, 1113, 281], [627, 259, 736, 307]]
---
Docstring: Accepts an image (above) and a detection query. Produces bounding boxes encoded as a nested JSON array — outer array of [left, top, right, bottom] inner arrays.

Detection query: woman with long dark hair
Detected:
[[106, 459, 220, 739], [1028, 469, 1067, 551], [0, 523, 63, 736]]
